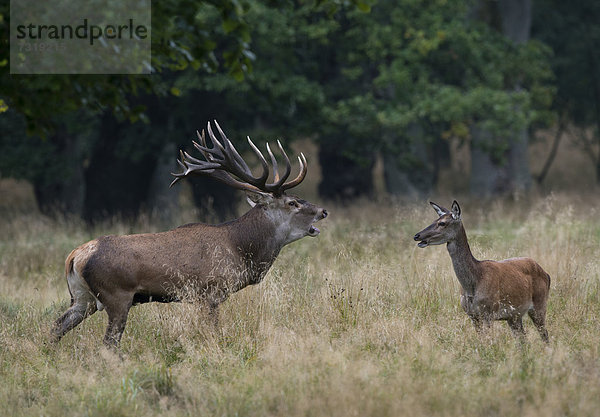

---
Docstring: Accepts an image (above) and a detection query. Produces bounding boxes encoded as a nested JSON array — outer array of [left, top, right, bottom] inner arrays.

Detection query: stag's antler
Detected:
[[171, 121, 307, 196]]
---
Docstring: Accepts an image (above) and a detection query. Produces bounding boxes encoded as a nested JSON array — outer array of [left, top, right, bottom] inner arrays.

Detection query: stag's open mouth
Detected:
[[417, 241, 428, 248], [308, 225, 320, 237], [308, 210, 327, 237]]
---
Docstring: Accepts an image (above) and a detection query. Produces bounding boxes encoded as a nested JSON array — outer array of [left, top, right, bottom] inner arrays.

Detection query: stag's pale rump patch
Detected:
[[67, 268, 105, 311], [68, 241, 105, 311], [71, 240, 98, 276]]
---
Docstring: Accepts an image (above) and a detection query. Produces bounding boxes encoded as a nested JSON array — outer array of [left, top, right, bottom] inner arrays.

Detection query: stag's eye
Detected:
[[439, 221, 447, 227], [288, 201, 299, 208]]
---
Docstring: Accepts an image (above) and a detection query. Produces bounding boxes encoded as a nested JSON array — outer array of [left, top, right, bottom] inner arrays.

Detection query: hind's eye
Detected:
[[289, 201, 298, 207], [439, 221, 446, 227]]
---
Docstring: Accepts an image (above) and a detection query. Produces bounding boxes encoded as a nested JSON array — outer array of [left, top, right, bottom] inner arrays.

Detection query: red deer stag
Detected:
[[413, 201, 550, 342], [51, 121, 328, 347]]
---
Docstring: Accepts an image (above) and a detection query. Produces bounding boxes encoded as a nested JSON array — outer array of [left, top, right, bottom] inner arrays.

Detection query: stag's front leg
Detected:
[[207, 302, 220, 329], [204, 288, 228, 330], [469, 315, 484, 332], [460, 292, 477, 315]]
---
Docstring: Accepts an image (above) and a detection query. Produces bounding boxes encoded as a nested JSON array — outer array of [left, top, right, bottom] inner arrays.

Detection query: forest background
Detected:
[[1, 0, 599, 220]]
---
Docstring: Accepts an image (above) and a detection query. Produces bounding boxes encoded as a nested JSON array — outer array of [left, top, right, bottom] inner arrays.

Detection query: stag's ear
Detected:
[[430, 202, 448, 217], [451, 200, 461, 220], [246, 190, 273, 207]]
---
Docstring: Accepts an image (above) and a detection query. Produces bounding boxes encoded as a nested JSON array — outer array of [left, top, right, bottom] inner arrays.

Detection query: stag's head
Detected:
[[171, 121, 327, 244], [414, 201, 462, 248]]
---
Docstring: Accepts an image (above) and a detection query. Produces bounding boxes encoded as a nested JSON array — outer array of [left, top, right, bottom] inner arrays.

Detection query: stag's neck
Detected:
[[227, 206, 283, 271], [446, 224, 480, 295]]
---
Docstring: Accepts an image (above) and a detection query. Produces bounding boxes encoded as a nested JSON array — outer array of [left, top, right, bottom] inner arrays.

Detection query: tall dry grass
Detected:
[[1, 193, 600, 416]]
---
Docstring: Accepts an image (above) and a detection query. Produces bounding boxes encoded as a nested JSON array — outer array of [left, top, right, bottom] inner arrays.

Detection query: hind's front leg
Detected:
[[507, 315, 526, 339]]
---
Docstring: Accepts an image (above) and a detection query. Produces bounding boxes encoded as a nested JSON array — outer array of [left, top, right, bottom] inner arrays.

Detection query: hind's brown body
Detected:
[[415, 201, 550, 342]]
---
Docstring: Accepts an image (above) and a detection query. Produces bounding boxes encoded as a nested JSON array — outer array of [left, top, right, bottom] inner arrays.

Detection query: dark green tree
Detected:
[[1, 0, 557, 216], [310, 0, 553, 198], [0, 1, 253, 219], [533, 0, 600, 184]]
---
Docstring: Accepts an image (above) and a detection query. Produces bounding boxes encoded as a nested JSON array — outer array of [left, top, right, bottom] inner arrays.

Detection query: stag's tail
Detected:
[[65, 248, 77, 277], [64, 248, 79, 303]]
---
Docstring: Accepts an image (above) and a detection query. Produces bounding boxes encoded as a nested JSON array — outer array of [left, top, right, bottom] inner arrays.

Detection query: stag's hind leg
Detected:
[[51, 298, 98, 341], [51, 272, 99, 342]]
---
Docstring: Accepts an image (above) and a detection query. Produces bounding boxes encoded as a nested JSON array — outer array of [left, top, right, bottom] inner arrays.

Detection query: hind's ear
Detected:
[[430, 202, 448, 217], [451, 200, 461, 220]]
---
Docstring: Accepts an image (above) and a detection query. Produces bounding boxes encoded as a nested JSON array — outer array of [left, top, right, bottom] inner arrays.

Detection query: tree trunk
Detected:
[[535, 120, 564, 185], [506, 120, 532, 192], [469, 0, 533, 196], [83, 112, 156, 222], [147, 142, 180, 224], [318, 141, 375, 201], [33, 126, 85, 217], [500, 0, 533, 192], [498, 0, 531, 44], [383, 124, 434, 198], [469, 125, 510, 197], [189, 177, 238, 223]]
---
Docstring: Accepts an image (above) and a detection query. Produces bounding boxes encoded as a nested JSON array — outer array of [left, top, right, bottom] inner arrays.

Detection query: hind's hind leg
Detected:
[[528, 308, 549, 343]]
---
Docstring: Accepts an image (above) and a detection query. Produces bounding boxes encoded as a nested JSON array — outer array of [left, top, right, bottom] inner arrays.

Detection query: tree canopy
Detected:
[[1, 0, 595, 219]]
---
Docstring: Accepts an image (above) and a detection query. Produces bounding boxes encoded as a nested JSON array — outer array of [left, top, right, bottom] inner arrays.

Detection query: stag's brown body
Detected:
[[69, 209, 284, 305], [414, 201, 550, 342], [52, 121, 327, 347]]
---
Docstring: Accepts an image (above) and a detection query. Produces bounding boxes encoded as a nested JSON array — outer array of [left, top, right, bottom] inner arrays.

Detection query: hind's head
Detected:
[[413, 201, 462, 248]]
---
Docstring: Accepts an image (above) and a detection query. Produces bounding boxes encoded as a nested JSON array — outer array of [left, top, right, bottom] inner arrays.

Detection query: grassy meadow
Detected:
[[1, 188, 600, 416]]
